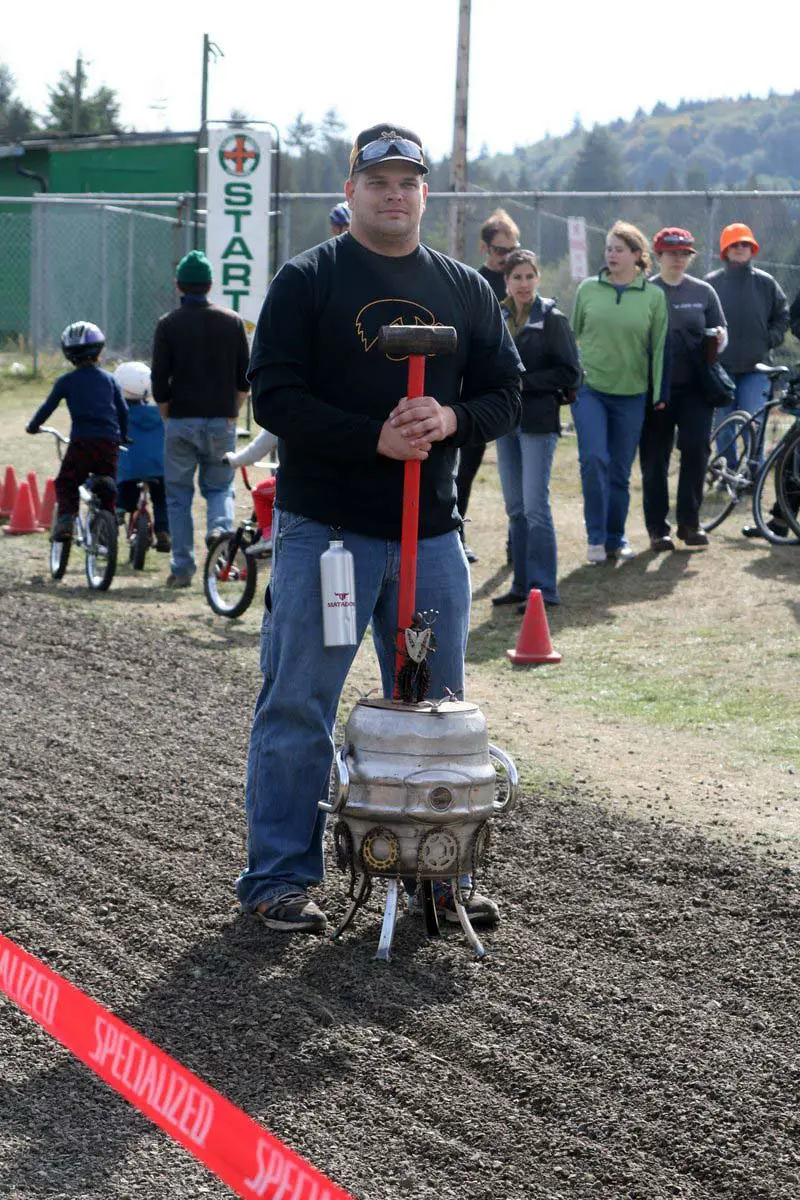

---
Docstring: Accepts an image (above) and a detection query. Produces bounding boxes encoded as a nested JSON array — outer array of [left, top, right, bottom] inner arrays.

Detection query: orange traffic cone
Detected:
[[506, 589, 562, 666], [0, 465, 19, 518], [40, 477, 57, 529], [3, 480, 41, 535], [26, 471, 43, 527]]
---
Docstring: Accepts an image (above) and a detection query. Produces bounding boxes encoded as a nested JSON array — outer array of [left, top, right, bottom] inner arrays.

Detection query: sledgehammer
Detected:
[[377, 324, 458, 698]]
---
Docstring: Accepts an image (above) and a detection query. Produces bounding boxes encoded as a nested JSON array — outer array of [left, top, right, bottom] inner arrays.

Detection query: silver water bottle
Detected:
[[320, 538, 357, 646]]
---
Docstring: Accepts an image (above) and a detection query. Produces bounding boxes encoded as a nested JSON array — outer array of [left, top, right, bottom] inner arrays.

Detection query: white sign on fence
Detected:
[[206, 127, 272, 333], [567, 216, 588, 282]]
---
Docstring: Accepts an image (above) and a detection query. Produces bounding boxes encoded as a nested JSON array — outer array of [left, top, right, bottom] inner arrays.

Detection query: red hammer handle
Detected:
[[394, 353, 426, 694]]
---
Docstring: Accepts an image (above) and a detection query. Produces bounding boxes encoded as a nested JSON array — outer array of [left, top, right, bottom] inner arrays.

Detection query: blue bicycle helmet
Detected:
[[61, 321, 105, 365], [329, 202, 351, 229]]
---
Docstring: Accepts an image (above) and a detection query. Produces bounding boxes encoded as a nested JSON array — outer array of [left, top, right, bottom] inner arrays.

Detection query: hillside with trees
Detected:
[[474, 92, 800, 191]]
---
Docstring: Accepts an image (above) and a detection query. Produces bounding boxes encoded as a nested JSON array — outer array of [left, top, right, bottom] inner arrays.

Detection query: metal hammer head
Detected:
[[377, 324, 458, 358]]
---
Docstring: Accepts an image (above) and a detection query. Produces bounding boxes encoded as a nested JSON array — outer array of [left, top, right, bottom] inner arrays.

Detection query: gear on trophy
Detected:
[[417, 826, 460, 874], [360, 826, 400, 872]]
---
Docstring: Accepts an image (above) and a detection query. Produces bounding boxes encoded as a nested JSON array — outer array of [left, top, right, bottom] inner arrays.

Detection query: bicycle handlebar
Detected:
[[39, 425, 69, 444]]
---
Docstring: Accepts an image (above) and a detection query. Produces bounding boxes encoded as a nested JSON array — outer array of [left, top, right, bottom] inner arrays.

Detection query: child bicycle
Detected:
[[121, 479, 163, 571], [699, 363, 800, 545], [203, 466, 274, 618], [41, 425, 120, 590]]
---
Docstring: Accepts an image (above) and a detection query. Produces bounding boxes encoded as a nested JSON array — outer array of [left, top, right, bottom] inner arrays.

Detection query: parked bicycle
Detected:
[[41, 426, 120, 589], [775, 421, 800, 540], [699, 364, 800, 545], [202, 466, 274, 618]]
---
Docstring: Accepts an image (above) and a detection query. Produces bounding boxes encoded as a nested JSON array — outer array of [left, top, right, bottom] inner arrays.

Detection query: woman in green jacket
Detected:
[[571, 221, 669, 563]]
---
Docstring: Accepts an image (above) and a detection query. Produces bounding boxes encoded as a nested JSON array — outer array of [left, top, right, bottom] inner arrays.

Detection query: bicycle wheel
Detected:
[[49, 506, 71, 580], [775, 425, 800, 540], [699, 411, 753, 532], [203, 532, 257, 618], [752, 433, 800, 545], [85, 509, 118, 591], [130, 511, 151, 570]]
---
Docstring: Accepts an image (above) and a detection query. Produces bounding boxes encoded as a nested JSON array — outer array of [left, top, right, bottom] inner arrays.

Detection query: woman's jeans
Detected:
[[715, 371, 770, 467], [236, 510, 471, 911], [496, 429, 559, 603], [573, 386, 647, 549]]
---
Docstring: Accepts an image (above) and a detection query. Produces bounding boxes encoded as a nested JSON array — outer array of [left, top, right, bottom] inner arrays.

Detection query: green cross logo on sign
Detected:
[[219, 134, 260, 176]]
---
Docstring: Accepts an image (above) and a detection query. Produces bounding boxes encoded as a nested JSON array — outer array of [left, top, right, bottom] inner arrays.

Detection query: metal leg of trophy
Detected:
[[421, 878, 441, 939], [449, 876, 486, 960], [330, 874, 370, 942], [375, 878, 400, 962]]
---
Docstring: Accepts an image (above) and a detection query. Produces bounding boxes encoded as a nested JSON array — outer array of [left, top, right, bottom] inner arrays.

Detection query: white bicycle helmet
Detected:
[[114, 360, 152, 401]]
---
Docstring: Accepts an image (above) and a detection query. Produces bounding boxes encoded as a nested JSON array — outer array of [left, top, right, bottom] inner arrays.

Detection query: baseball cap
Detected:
[[349, 124, 428, 176], [653, 227, 696, 254]]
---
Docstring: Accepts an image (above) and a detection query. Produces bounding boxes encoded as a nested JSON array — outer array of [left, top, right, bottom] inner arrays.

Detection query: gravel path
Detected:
[[1, 573, 799, 1200]]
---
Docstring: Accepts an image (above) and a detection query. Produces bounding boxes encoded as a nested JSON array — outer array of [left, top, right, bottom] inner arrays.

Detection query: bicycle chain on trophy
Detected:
[[333, 819, 373, 904], [396, 610, 438, 705], [467, 822, 492, 901]]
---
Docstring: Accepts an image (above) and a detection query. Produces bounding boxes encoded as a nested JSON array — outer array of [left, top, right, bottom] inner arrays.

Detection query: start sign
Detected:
[[206, 127, 272, 333]]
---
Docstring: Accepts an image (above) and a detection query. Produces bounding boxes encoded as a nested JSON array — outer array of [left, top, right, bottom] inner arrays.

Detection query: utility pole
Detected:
[[71, 54, 83, 136], [195, 34, 224, 247], [448, 0, 471, 260]]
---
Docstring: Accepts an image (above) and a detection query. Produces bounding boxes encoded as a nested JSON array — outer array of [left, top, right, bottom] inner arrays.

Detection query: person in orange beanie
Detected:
[[705, 224, 788, 480]]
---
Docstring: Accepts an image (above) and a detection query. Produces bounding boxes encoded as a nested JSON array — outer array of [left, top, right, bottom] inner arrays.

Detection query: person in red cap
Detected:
[[705, 225, 788, 519], [639, 228, 727, 550]]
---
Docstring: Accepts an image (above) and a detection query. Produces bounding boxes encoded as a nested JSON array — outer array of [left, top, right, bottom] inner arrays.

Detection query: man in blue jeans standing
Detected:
[[237, 123, 522, 934], [151, 250, 250, 587]]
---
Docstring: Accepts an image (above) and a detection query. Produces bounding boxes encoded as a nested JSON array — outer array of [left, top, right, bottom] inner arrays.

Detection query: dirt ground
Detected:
[[2, 564, 799, 1200]]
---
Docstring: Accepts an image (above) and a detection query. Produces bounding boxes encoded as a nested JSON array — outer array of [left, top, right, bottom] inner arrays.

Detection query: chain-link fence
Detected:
[[278, 189, 800, 330], [0, 195, 195, 366], [3, 189, 799, 369]]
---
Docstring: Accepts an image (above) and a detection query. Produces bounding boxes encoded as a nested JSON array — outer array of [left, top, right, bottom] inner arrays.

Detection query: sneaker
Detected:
[[245, 534, 273, 557], [676, 525, 709, 547], [463, 545, 479, 564], [154, 531, 171, 553], [491, 589, 525, 607], [165, 573, 191, 588], [254, 890, 327, 933], [53, 514, 74, 541], [516, 598, 558, 614], [407, 885, 500, 928], [649, 534, 675, 553], [742, 520, 787, 539], [586, 544, 607, 564], [607, 545, 637, 560], [206, 528, 229, 549]]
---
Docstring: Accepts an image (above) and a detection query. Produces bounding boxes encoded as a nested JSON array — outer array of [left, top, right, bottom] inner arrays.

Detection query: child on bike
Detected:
[[26, 322, 128, 539], [223, 427, 278, 555], [113, 361, 170, 552]]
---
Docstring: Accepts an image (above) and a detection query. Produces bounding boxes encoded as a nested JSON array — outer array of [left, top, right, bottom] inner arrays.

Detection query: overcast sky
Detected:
[[5, 0, 798, 161]]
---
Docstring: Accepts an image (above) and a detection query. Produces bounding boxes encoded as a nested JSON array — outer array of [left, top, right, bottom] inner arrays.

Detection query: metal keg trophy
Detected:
[[320, 324, 518, 961]]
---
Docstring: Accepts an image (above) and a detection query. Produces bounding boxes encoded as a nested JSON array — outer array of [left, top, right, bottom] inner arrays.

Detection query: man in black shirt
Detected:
[[237, 123, 522, 934], [152, 251, 250, 586]]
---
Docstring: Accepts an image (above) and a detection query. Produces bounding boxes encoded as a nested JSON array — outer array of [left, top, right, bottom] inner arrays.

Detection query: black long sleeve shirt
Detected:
[[248, 234, 523, 539], [151, 296, 250, 419]]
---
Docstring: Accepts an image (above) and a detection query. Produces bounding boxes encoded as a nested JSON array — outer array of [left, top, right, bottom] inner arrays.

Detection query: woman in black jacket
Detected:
[[492, 250, 582, 610]]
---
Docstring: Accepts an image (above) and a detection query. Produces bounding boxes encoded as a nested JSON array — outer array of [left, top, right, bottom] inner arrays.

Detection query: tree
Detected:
[[45, 63, 121, 135], [285, 112, 316, 154], [0, 63, 38, 138], [320, 107, 347, 144], [568, 127, 627, 191]]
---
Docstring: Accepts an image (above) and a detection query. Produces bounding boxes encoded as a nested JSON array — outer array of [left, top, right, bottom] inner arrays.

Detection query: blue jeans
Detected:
[[496, 430, 559, 603], [715, 371, 770, 467], [573, 386, 647, 549], [236, 510, 471, 910], [164, 418, 236, 578]]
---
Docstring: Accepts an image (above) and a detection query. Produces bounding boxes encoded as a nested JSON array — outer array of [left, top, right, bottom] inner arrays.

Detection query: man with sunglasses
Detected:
[[455, 210, 522, 562], [237, 123, 522, 935]]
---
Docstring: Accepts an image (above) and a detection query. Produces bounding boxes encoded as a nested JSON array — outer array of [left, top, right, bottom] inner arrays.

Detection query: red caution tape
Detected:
[[0, 934, 353, 1200]]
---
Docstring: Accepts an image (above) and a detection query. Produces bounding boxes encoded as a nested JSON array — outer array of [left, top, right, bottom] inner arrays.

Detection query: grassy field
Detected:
[[2, 356, 798, 856]]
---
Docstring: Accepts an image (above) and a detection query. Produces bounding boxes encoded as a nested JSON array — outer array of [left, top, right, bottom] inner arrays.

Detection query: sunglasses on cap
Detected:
[[354, 136, 425, 170], [659, 235, 694, 248]]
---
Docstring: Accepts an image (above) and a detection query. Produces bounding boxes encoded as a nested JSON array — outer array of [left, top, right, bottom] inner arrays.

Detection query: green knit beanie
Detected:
[[176, 250, 213, 285]]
